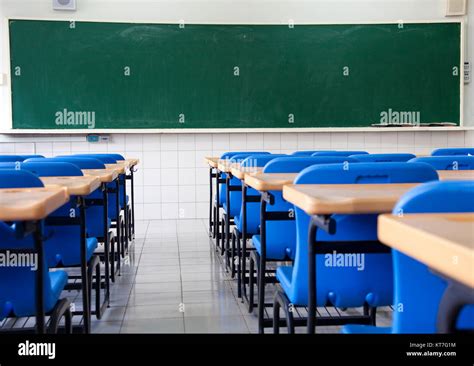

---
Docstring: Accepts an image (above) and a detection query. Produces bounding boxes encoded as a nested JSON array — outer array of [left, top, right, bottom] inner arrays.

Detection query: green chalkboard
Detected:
[[9, 20, 461, 129]]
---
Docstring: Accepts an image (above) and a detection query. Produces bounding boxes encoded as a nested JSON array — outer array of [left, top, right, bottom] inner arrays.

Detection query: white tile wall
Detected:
[[0, 130, 470, 219]]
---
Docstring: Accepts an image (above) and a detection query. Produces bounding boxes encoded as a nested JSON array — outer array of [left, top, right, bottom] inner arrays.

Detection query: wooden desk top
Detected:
[[40, 176, 101, 196], [217, 160, 239, 173], [438, 170, 474, 181], [82, 169, 118, 183], [245, 172, 297, 191], [283, 183, 417, 215], [378, 213, 474, 288], [231, 166, 263, 180], [105, 163, 126, 175], [118, 158, 140, 168], [204, 157, 219, 168], [0, 187, 69, 221]]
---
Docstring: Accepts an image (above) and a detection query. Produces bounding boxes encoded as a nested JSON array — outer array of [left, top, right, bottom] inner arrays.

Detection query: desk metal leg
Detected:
[[238, 185, 248, 299], [224, 175, 231, 258], [116, 179, 122, 261], [215, 171, 220, 248], [437, 281, 474, 333], [209, 167, 213, 236], [257, 197, 267, 334], [307, 217, 317, 334], [102, 183, 110, 306], [79, 197, 90, 334], [130, 169, 135, 238], [122, 175, 128, 250], [33, 221, 45, 334]]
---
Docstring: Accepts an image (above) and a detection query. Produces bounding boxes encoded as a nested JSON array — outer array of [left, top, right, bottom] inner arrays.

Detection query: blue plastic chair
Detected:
[[19, 155, 45, 160], [231, 154, 288, 232], [0, 169, 44, 188], [350, 153, 416, 162], [431, 148, 474, 156], [275, 162, 439, 313], [253, 156, 358, 260], [409, 156, 474, 170], [343, 181, 474, 334], [0, 155, 25, 163], [291, 151, 336, 156], [0, 162, 83, 177], [218, 151, 269, 207], [25, 157, 105, 170], [0, 170, 71, 332], [312, 151, 368, 157]]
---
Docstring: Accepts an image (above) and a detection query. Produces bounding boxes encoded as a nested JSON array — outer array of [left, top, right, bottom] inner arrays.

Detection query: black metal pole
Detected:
[[122, 174, 128, 249], [79, 197, 90, 334], [307, 216, 318, 334], [257, 197, 267, 333], [102, 183, 110, 305], [209, 167, 213, 236], [130, 168, 135, 237], [215, 171, 220, 247], [33, 221, 45, 334], [224, 174, 231, 258], [238, 184, 248, 299]]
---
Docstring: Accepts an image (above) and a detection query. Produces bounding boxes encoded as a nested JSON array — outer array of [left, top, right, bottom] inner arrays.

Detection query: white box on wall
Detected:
[[446, 0, 467, 16], [53, 0, 76, 11]]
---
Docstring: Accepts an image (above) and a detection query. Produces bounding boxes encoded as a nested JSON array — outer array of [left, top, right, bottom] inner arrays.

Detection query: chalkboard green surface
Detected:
[[9, 20, 461, 129]]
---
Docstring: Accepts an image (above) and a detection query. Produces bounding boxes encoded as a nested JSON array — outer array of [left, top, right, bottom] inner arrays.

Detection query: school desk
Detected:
[[378, 213, 474, 333], [99, 164, 131, 254], [40, 175, 103, 333], [438, 170, 474, 181], [0, 186, 69, 334], [205, 157, 221, 239], [40, 176, 101, 196], [121, 159, 139, 239], [282, 183, 418, 334]]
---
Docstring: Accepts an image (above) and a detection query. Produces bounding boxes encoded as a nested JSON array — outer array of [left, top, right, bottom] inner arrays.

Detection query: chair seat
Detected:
[[252, 235, 292, 260], [342, 324, 392, 334]]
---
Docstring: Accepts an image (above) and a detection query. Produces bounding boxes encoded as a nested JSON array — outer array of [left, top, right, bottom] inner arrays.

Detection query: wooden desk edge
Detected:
[[378, 214, 474, 288]]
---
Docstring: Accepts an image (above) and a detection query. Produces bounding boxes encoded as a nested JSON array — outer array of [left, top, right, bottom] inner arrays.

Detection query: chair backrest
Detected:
[[225, 154, 286, 218], [25, 157, 105, 170], [217, 152, 269, 206], [350, 153, 416, 163], [291, 151, 336, 156], [0, 169, 44, 188], [286, 162, 439, 307], [63, 154, 117, 164], [391, 181, 474, 333], [6, 162, 83, 177], [258, 156, 358, 260], [19, 155, 45, 160], [263, 156, 357, 173], [219, 151, 269, 160], [431, 148, 474, 156], [311, 150, 368, 157], [408, 156, 474, 170], [0, 215, 57, 317], [71, 153, 125, 161], [0, 155, 25, 163]]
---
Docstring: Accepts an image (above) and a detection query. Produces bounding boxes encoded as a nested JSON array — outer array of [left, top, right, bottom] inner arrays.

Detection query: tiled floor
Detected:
[[76, 219, 393, 333]]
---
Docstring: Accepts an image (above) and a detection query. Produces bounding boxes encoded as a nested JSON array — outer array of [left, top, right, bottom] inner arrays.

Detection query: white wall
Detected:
[[0, 0, 472, 220]]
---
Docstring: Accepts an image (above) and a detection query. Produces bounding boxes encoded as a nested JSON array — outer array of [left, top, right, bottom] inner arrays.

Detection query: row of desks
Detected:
[[205, 156, 474, 333], [0, 158, 139, 334]]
